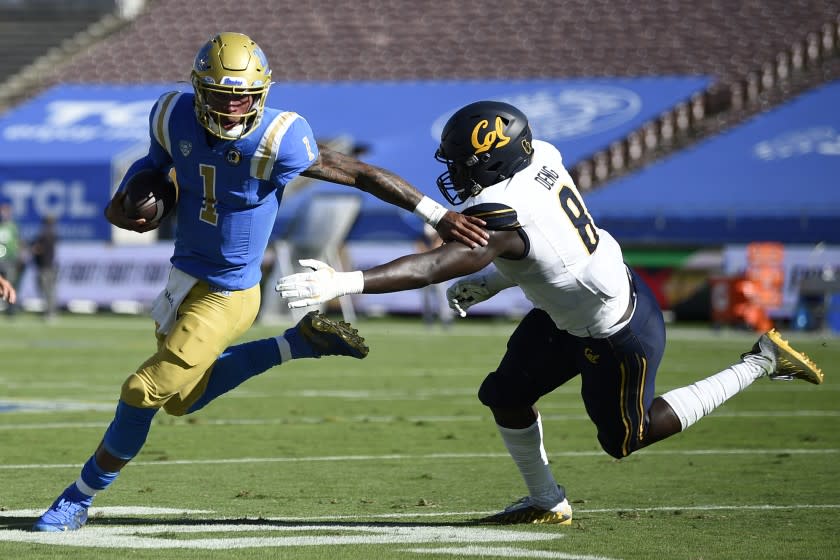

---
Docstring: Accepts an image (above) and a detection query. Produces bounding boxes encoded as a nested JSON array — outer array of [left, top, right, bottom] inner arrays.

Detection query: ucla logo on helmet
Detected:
[[471, 116, 511, 154]]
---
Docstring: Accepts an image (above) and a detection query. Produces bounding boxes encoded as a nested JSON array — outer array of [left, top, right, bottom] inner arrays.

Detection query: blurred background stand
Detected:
[[795, 272, 840, 333], [260, 193, 362, 325]]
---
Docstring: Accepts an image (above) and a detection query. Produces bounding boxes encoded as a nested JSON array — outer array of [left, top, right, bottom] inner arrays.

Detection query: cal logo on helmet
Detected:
[[471, 116, 511, 154]]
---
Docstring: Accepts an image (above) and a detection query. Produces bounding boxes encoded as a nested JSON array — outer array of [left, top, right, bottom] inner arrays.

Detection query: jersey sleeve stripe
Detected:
[[151, 92, 180, 157], [463, 203, 521, 230], [251, 111, 300, 180]]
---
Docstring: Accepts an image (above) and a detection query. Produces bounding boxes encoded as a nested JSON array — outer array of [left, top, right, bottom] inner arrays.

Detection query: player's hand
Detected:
[[446, 270, 516, 317], [104, 191, 160, 233], [0, 274, 16, 305], [275, 259, 364, 309], [435, 210, 488, 249], [446, 277, 493, 317]]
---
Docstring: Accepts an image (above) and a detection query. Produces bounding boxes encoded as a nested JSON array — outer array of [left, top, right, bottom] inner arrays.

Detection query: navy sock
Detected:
[[283, 325, 315, 359], [78, 455, 119, 494], [187, 338, 282, 414]]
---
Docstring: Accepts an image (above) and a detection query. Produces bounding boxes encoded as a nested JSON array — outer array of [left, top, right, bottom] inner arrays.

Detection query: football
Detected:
[[121, 169, 177, 223]]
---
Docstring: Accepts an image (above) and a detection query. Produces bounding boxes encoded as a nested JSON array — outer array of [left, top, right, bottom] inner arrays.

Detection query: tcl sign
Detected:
[[1, 180, 99, 218]]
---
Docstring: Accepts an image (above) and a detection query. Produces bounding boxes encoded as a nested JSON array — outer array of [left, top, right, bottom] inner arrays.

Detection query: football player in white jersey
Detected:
[[276, 101, 824, 525]]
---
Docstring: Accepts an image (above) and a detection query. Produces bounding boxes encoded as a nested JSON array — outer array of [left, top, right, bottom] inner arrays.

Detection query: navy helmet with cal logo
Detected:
[[435, 100, 533, 204]]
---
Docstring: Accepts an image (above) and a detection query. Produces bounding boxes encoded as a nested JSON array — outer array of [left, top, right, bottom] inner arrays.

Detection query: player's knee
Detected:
[[121, 372, 169, 409], [597, 432, 633, 460], [478, 373, 503, 407], [478, 371, 535, 408], [121, 373, 151, 407], [162, 399, 191, 417]]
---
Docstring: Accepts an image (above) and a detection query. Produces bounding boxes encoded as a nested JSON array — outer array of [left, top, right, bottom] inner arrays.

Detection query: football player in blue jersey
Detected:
[[276, 100, 825, 525], [32, 32, 488, 532]]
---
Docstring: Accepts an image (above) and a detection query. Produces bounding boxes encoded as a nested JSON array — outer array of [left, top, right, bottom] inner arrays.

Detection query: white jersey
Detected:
[[463, 140, 632, 338]]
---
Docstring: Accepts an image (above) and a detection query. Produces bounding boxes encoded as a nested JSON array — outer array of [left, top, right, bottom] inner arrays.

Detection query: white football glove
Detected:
[[446, 269, 516, 317], [275, 259, 364, 309]]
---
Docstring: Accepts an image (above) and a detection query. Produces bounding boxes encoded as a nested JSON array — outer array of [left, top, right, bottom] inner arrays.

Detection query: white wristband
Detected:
[[413, 196, 448, 227], [339, 270, 365, 295]]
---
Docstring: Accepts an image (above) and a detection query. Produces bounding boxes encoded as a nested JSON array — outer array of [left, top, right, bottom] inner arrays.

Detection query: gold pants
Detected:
[[121, 281, 261, 416]]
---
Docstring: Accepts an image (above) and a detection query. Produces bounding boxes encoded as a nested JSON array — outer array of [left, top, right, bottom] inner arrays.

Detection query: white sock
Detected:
[[74, 477, 98, 498], [274, 335, 292, 363], [660, 357, 768, 431], [496, 414, 563, 509]]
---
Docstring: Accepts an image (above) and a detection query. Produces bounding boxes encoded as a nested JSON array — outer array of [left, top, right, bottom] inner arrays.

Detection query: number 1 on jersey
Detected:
[[199, 164, 219, 226]]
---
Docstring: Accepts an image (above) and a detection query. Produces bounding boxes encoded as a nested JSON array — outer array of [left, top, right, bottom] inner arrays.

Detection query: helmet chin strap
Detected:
[[218, 123, 245, 140], [468, 182, 484, 197], [455, 180, 484, 203], [208, 114, 246, 140]]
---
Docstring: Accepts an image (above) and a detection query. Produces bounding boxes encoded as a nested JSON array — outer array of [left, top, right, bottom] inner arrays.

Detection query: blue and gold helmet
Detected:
[[190, 32, 272, 139], [435, 101, 533, 204]]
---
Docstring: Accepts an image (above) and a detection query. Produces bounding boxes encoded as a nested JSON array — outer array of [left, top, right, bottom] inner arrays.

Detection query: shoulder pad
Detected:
[[150, 92, 182, 157], [463, 203, 520, 231], [251, 111, 301, 180]]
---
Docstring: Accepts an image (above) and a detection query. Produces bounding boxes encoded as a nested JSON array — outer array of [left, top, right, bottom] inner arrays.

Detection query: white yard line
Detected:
[[0, 408, 837, 429], [2, 503, 836, 556], [0, 448, 836, 470]]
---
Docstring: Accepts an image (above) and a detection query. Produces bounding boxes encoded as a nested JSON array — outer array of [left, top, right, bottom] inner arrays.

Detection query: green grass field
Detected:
[[0, 313, 838, 560]]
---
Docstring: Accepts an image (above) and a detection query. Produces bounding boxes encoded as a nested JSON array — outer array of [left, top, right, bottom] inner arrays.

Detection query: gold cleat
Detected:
[[742, 328, 824, 384], [478, 496, 572, 525]]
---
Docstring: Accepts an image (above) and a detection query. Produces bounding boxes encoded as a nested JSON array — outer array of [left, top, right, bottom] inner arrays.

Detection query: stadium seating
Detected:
[[1, 2, 837, 85], [0, 0, 130, 111]]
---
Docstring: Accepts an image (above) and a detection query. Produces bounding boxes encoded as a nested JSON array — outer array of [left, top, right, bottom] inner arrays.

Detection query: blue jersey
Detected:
[[119, 92, 318, 290]]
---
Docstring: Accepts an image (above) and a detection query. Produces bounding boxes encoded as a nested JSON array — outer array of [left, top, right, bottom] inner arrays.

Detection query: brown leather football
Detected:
[[121, 169, 177, 223]]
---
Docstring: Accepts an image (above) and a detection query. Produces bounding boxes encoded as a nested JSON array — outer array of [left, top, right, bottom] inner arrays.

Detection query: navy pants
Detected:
[[478, 268, 666, 458]]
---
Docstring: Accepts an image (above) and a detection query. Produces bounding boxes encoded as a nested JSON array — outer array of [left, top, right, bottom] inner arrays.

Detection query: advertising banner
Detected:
[[1, 78, 711, 242]]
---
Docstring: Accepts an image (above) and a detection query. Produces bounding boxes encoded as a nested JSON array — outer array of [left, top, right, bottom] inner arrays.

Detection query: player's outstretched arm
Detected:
[[277, 230, 522, 309], [301, 145, 489, 248]]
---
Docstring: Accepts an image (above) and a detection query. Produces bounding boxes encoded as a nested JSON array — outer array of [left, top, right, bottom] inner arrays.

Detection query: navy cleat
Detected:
[[742, 328, 824, 384], [291, 311, 369, 359], [32, 486, 92, 532]]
